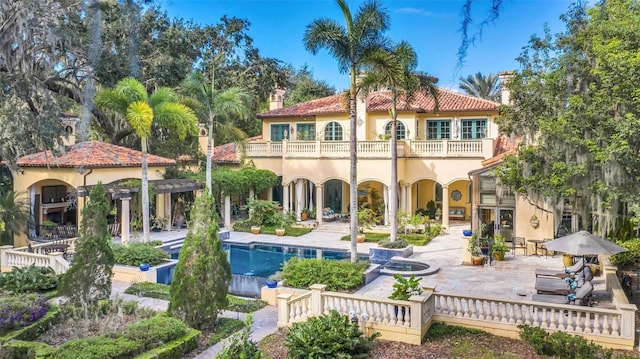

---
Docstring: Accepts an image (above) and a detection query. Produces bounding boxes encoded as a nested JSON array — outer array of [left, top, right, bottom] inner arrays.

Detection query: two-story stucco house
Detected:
[[213, 87, 510, 231]]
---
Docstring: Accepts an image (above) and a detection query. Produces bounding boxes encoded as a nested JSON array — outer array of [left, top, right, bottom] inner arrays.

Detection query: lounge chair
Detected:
[[535, 267, 592, 295], [532, 281, 594, 306], [535, 258, 585, 278]]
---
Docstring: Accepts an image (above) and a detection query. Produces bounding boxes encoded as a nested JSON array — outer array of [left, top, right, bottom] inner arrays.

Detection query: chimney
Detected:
[[269, 88, 286, 110], [61, 116, 79, 146], [498, 71, 514, 105]]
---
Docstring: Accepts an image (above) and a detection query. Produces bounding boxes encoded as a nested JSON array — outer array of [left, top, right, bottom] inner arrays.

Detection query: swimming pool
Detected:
[[222, 243, 368, 278]]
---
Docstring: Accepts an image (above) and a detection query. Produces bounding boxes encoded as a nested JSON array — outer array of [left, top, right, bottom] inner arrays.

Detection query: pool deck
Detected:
[[223, 222, 612, 307]]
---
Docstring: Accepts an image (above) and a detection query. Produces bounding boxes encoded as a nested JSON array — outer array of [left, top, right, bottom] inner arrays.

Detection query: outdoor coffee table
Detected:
[[528, 239, 544, 257]]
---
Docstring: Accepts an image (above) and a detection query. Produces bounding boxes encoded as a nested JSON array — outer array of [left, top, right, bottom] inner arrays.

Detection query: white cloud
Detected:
[[395, 7, 434, 16]]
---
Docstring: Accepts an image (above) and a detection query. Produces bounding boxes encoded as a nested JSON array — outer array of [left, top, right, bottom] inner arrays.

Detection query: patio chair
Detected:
[[535, 266, 592, 295], [532, 281, 594, 306], [535, 258, 585, 278], [512, 236, 527, 256]]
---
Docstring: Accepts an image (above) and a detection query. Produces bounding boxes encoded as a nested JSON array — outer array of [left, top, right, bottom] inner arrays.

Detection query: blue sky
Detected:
[[162, 0, 572, 91]]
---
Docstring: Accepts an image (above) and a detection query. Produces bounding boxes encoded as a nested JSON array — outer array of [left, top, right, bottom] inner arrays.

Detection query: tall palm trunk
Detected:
[[141, 137, 150, 242], [389, 96, 398, 242], [349, 67, 358, 263], [205, 68, 215, 192]]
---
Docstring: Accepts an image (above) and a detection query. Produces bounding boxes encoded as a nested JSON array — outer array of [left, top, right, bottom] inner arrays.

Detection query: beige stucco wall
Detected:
[[12, 166, 168, 247], [514, 196, 555, 247]]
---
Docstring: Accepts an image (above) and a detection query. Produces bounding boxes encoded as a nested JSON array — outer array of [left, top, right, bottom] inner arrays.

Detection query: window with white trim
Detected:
[[461, 119, 487, 139], [324, 121, 343, 141], [384, 121, 406, 139], [426, 120, 451, 140]]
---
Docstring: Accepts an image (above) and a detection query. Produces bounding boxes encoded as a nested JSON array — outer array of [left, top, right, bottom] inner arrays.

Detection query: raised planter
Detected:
[[369, 245, 413, 264]]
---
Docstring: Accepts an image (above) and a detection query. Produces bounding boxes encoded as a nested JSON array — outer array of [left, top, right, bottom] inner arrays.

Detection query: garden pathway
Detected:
[[110, 280, 279, 358]]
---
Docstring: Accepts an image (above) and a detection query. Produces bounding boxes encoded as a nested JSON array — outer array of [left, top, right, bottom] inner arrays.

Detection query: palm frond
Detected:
[[126, 101, 154, 139], [94, 89, 130, 115], [149, 87, 178, 109], [116, 77, 148, 103], [153, 102, 198, 140]]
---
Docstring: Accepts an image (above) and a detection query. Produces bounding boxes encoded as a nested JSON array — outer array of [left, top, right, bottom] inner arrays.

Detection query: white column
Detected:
[[249, 188, 255, 200], [164, 193, 171, 231], [442, 186, 450, 228], [316, 184, 324, 225], [308, 182, 314, 212], [400, 185, 406, 215], [283, 184, 290, 212], [296, 179, 303, 221], [224, 194, 231, 229], [121, 197, 131, 244], [383, 185, 389, 226], [406, 184, 413, 214]]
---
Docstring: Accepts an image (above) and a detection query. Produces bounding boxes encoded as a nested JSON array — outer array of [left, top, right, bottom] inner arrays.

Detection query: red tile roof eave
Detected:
[[17, 163, 175, 169]]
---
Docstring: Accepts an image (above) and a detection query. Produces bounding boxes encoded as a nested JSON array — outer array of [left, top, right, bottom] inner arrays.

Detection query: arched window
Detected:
[[384, 121, 406, 139], [324, 121, 343, 141]]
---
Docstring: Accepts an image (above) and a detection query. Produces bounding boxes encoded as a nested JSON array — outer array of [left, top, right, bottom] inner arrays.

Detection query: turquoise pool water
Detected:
[[222, 243, 366, 278]]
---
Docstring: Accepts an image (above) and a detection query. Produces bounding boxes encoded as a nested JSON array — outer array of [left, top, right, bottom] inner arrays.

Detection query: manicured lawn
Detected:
[[340, 232, 436, 246]]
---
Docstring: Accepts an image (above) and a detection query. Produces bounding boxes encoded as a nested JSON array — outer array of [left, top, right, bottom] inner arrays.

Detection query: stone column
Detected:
[[383, 185, 389, 226], [316, 184, 324, 225], [442, 185, 450, 228], [296, 179, 303, 221], [283, 184, 290, 212], [224, 194, 231, 229], [400, 185, 406, 215], [164, 193, 171, 231], [249, 188, 255, 200], [120, 197, 131, 243], [406, 184, 413, 214]]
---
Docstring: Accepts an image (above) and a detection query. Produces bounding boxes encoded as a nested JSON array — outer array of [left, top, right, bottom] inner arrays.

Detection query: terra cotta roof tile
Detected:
[[16, 141, 176, 168], [257, 88, 498, 118]]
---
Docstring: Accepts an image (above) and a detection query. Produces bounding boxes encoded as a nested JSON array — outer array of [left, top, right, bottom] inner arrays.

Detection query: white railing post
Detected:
[[315, 140, 321, 158], [310, 284, 326, 315], [442, 140, 448, 156], [277, 293, 293, 327], [0, 245, 13, 271], [409, 294, 426, 329], [48, 252, 68, 274], [619, 303, 637, 339]]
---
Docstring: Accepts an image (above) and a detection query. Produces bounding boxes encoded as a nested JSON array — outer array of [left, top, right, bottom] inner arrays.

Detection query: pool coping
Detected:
[[379, 256, 440, 276]]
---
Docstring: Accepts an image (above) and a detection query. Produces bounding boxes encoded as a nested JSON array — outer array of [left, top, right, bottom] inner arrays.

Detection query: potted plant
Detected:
[[356, 207, 377, 243], [274, 211, 296, 236], [301, 208, 309, 221], [251, 225, 261, 235], [151, 216, 168, 232], [426, 200, 437, 219], [41, 220, 57, 237], [469, 224, 486, 266], [492, 234, 510, 261], [388, 274, 423, 321], [265, 273, 280, 288]]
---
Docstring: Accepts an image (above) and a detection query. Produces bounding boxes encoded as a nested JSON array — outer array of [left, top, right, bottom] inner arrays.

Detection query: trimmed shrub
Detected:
[[112, 242, 169, 267], [285, 310, 380, 358], [282, 258, 369, 291], [133, 328, 201, 359], [226, 296, 268, 313], [378, 238, 409, 249], [424, 322, 483, 342], [0, 340, 54, 359], [123, 316, 189, 350], [518, 325, 611, 358], [125, 282, 171, 300], [207, 317, 245, 346], [55, 337, 141, 359]]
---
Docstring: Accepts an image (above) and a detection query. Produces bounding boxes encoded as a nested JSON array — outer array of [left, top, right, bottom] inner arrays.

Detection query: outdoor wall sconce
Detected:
[[530, 215, 540, 228]]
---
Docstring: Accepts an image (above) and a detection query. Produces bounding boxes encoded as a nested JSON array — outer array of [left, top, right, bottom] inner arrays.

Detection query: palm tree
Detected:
[[459, 72, 500, 101], [95, 77, 198, 242], [359, 41, 438, 242], [179, 71, 253, 191], [304, 0, 389, 263], [0, 191, 30, 245]]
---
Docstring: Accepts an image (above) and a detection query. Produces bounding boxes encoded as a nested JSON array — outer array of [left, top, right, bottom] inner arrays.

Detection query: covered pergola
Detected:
[[78, 178, 204, 243]]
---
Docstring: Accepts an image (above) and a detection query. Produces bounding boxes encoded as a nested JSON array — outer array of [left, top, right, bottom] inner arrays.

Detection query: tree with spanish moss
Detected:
[[59, 183, 114, 314], [497, 0, 640, 238], [169, 189, 231, 330]]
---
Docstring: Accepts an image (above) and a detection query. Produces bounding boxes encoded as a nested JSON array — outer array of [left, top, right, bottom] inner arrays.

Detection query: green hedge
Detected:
[[0, 340, 55, 359], [112, 243, 169, 266], [0, 306, 61, 344], [282, 258, 369, 291], [133, 328, 200, 359], [55, 337, 141, 359], [125, 282, 171, 300]]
